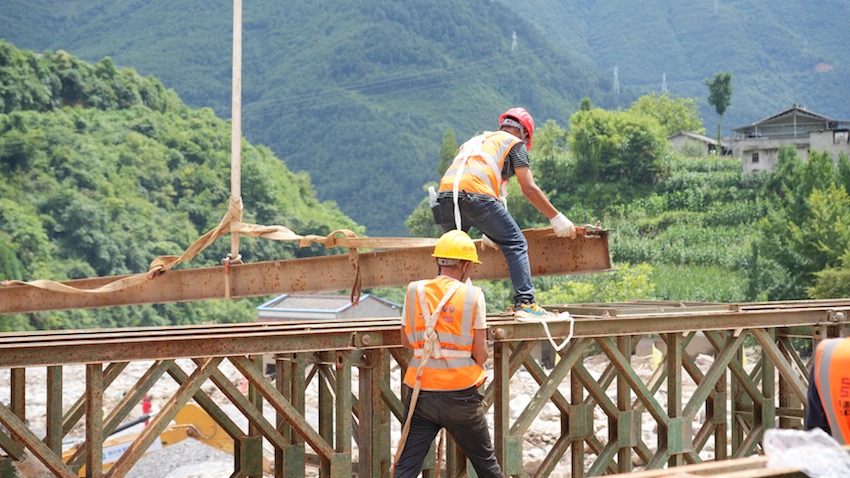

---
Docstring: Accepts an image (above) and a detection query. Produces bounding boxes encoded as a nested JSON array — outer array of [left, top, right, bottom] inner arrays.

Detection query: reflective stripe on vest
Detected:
[[815, 338, 850, 444], [409, 357, 477, 369], [438, 131, 520, 199], [406, 331, 474, 347]]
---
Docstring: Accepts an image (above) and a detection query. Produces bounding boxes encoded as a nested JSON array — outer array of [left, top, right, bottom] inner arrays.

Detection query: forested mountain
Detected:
[[0, 41, 359, 331], [505, 0, 850, 130], [3, 1, 848, 237], [0, 0, 611, 235]]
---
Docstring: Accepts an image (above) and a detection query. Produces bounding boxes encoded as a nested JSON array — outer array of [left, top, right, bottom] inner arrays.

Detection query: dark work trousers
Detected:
[[393, 385, 504, 478], [433, 193, 534, 306]]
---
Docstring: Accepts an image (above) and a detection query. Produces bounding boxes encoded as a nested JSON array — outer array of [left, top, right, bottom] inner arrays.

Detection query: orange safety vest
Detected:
[[403, 276, 487, 391], [438, 131, 521, 200], [814, 337, 850, 444]]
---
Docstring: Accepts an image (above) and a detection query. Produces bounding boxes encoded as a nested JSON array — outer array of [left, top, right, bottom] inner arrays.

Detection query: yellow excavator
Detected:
[[62, 403, 271, 476]]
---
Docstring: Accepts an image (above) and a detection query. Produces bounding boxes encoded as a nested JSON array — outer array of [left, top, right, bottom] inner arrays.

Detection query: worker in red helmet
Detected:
[[432, 107, 576, 318]]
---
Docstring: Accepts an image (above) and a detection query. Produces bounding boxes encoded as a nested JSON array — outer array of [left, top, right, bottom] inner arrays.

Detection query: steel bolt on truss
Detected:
[[1, 300, 849, 477]]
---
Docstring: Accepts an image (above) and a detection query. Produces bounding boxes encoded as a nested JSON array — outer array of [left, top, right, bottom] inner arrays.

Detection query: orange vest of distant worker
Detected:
[[403, 276, 487, 391], [814, 337, 850, 444], [438, 131, 522, 200]]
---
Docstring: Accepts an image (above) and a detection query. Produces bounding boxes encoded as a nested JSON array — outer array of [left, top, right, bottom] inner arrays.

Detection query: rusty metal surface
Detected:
[[0, 230, 611, 315], [2, 300, 849, 368], [0, 299, 847, 477]]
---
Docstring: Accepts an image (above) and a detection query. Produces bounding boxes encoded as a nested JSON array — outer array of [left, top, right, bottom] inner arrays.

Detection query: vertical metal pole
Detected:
[[358, 351, 375, 478], [731, 339, 744, 455], [616, 336, 632, 473], [333, 351, 352, 476], [319, 361, 333, 477], [275, 355, 288, 478], [230, 0, 243, 259], [493, 341, 509, 475], [778, 329, 798, 430], [243, 355, 263, 477], [448, 439, 466, 477], [46, 366, 63, 454], [666, 333, 683, 468], [570, 372, 584, 477], [359, 350, 390, 478], [85, 364, 104, 478], [10, 368, 25, 426], [761, 329, 776, 435], [279, 353, 306, 478], [713, 368, 728, 460]]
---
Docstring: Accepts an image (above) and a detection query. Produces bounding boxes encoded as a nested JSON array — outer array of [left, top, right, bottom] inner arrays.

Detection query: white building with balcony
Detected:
[[730, 105, 850, 174]]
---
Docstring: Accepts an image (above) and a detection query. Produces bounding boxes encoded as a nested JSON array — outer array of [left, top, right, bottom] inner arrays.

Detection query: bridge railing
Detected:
[[1, 299, 848, 477]]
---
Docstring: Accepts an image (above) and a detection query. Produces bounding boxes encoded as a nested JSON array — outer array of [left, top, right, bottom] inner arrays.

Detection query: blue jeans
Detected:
[[393, 386, 504, 478], [434, 194, 534, 305]]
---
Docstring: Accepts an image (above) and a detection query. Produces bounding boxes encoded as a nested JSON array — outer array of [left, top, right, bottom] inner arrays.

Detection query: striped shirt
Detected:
[[501, 142, 531, 180]]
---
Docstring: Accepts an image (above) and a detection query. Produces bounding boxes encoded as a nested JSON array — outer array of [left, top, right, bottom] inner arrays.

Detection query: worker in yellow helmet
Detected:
[[432, 107, 576, 318], [394, 230, 503, 477]]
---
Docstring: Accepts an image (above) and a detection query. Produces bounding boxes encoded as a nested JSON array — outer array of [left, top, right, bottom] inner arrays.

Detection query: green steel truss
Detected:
[[1, 300, 848, 477]]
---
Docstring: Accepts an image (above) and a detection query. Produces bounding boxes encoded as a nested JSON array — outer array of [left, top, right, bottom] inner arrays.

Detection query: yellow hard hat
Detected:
[[432, 230, 481, 264]]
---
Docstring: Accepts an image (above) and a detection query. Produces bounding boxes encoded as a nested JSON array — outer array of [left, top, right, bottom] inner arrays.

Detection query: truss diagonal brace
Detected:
[[0, 230, 611, 314]]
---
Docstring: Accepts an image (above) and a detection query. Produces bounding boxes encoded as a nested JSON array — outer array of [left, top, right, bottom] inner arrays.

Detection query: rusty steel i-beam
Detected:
[[0, 230, 611, 315]]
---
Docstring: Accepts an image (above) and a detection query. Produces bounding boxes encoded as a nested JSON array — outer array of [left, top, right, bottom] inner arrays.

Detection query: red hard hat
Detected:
[[499, 107, 535, 151]]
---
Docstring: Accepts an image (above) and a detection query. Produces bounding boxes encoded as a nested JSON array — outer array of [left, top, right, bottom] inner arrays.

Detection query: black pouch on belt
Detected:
[[430, 203, 443, 224]]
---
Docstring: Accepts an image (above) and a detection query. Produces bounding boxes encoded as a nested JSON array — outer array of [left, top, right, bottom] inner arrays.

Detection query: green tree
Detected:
[[758, 152, 847, 299], [810, 250, 850, 299], [0, 239, 24, 280], [406, 128, 460, 238], [568, 107, 667, 187], [705, 72, 732, 149], [436, 129, 458, 176], [805, 184, 850, 300], [405, 192, 443, 238], [0, 42, 362, 331], [629, 93, 705, 137], [531, 119, 569, 161]]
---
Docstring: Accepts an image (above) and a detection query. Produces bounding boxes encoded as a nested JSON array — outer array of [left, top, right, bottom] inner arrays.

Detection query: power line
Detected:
[[241, 43, 572, 121]]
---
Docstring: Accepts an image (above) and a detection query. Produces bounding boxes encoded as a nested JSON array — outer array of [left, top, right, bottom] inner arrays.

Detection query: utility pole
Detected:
[[613, 66, 620, 106], [230, 0, 243, 263]]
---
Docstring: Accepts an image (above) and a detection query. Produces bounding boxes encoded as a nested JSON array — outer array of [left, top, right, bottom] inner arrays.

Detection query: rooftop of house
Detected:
[[668, 130, 720, 145], [257, 293, 399, 313], [732, 104, 850, 133]]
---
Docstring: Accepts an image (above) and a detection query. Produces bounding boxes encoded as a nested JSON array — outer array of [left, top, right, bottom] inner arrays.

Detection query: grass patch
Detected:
[[650, 263, 748, 303]]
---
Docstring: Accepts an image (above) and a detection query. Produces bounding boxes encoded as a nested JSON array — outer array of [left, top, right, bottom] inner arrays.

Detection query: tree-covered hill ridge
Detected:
[[505, 0, 850, 132], [0, 40, 361, 330], [4, 1, 850, 236], [0, 0, 612, 235]]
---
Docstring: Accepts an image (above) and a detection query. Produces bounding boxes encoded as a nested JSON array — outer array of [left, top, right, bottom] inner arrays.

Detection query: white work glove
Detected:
[[550, 212, 577, 239], [480, 234, 499, 250]]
